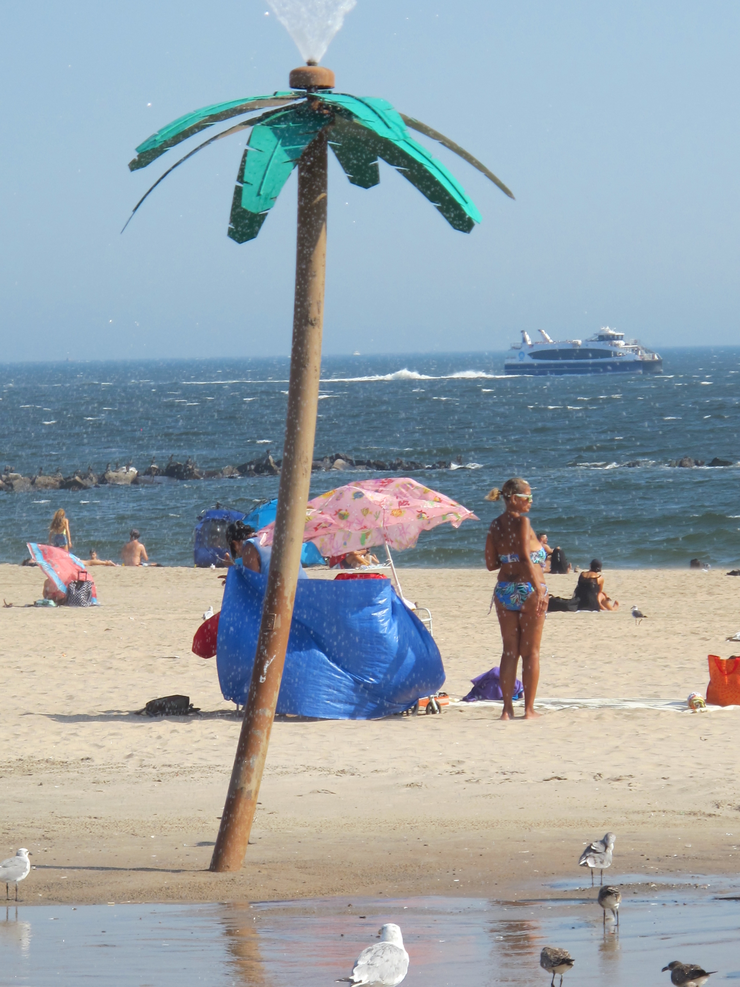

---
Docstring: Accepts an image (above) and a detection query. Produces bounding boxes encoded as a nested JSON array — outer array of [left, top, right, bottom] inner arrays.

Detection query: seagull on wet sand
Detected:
[[579, 832, 615, 885], [540, 946, 574, 987], [337, 923, 409, 987], [1, 848, 31, 900], [662, 961, 717, 986], [598, 885, 621, 927], [631, 605, 647, 625]]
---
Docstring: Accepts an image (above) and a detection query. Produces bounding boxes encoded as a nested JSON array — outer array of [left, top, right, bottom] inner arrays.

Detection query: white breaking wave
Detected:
[[449, 462, 483, 470], [181, 369, 503, 385], [321, 368, 502, 383]]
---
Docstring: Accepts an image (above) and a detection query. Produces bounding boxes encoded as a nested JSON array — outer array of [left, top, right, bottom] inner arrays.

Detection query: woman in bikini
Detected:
[[485, 477, 548, 720], [49, 509, 72, 552]]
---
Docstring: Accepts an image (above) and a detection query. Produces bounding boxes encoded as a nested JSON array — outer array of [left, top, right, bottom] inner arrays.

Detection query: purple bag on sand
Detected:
[[462, 666, 524, 702]]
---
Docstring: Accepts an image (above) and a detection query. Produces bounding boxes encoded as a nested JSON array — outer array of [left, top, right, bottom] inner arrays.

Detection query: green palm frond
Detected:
[[324, 94, 481, 231], [127, 88, 513, 240], [399, 114, 515, 200], [229, 105, 331, 243], [122, 107, 293, 233], [129, 93, 301, 171]]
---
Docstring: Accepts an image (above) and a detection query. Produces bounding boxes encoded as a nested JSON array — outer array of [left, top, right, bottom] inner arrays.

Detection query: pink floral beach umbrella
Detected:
[[258, 478, 477, 593]]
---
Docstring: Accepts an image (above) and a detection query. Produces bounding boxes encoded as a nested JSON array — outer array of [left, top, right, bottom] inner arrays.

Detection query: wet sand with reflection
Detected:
[[2, 890, 740, 986]]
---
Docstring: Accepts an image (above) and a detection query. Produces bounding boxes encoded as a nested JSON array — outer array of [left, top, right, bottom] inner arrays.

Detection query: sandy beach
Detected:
[[1, 563, 739, 905]]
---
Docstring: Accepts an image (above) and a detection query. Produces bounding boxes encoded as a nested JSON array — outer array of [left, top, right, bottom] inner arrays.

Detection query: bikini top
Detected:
[[499, 546, 547, 567]]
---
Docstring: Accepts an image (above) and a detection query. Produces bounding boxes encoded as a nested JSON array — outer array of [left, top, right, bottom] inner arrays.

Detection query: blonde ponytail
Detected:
[[485, 477, 530, 503]]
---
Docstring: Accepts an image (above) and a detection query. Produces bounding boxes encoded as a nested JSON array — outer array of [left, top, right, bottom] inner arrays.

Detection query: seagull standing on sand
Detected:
[[662, 961, 717, 986], [337, 924, 409, 987], [578, 832, 615, 885], [202, 605, 214, 621], [597, 885, 621, 927], [540, 946, 574, 987], [1, 848, 31, 900], [631, 605, 647, 625]]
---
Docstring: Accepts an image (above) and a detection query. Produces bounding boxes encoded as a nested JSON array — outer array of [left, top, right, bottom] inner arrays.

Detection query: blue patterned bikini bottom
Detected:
[[493, 580, 547, 613]]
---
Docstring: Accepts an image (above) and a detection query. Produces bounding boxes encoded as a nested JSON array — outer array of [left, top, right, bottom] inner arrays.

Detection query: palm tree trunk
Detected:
[[210, 130, 328, 871]]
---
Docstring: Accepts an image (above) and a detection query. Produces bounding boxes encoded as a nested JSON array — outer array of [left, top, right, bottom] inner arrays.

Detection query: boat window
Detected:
[[528, 349, 622, 360]]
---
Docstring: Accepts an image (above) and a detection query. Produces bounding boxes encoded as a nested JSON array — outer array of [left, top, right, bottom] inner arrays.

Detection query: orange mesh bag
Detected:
[[706, 655, 740, 706]]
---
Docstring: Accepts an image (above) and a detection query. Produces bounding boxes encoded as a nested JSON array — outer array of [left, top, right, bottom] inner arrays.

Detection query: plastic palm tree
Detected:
[[128, 62, 513, 873]]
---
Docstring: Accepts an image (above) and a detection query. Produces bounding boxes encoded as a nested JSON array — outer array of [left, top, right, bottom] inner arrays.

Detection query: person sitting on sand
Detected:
[[85, 549, 117, 567], [329, 548, 381, 569], [224, 521, 260, 571], [574, 559, 619, 611], [222, 520, 307, 580], [121, 529, 150, 566], [42, 575, 66, 603], [49, 509, 72, 552], [485, 477, 548, 721]]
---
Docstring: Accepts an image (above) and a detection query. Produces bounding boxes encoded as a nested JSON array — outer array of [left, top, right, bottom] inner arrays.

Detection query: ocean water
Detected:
[[1, 347, 739, 568], [2, 890, 739, 985]]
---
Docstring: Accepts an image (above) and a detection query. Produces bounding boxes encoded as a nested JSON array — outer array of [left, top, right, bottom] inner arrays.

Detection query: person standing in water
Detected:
[[485, 477, 548, 720], [48, 509, 72, 552]]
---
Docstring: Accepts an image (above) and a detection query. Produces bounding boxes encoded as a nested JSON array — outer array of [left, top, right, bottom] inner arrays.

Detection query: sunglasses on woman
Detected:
[[514, 493, 533, 502]]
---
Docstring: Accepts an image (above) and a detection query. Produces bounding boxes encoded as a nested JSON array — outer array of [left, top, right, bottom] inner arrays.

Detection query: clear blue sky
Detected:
[[1, 1, 739, 360]]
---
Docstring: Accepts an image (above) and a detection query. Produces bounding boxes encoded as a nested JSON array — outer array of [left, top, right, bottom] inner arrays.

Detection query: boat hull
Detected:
[[504, 359, 662, 376]]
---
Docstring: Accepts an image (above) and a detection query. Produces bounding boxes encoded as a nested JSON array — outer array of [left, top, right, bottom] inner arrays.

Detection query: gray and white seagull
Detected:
[[578, 832, 615, 885], [0, 848, 31, 900], [631, 605, 647, 624], [662, 960, 717, 986], [337, 923, 409, 987]]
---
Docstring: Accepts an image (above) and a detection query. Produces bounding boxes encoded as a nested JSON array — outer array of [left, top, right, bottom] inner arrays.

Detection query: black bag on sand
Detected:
[[138, 695, 200, 717], [547, 595, 578, 613], [65, 576, 94, 607]]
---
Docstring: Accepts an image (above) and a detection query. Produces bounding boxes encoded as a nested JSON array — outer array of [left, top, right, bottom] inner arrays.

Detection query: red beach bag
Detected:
[[192, 611, 220, 659], [706, 654, 740, 706]]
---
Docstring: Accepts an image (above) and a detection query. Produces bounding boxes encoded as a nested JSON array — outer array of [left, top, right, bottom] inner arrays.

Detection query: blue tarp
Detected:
[[216, 568, 445, 719]]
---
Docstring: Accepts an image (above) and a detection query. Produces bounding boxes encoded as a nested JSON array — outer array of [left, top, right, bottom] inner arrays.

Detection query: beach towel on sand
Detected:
[[463, 666, 523, 702]]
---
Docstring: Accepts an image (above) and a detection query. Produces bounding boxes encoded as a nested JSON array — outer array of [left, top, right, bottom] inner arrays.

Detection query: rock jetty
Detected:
[[0, 452, 452, 492]]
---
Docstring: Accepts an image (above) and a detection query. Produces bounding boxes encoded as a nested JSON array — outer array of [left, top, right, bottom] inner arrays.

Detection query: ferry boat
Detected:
[[504, 328, 662, 376]]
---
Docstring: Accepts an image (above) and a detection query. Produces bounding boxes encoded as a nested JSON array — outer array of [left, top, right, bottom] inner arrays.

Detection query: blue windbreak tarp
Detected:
[[216, 568, 445, 719]]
